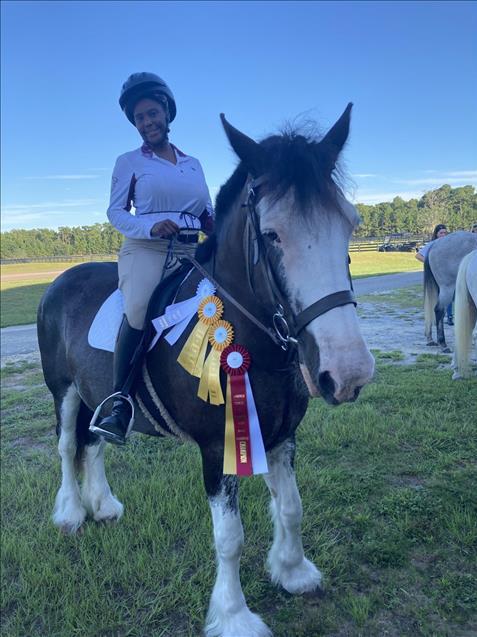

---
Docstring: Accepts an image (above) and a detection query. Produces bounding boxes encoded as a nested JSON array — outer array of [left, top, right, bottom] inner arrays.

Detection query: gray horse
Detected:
[[38, 108, 375, 637], [424, 231, 477, 350]]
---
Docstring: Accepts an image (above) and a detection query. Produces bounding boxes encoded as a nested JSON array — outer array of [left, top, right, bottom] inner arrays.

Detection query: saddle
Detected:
[[88, 262, 193, 353]]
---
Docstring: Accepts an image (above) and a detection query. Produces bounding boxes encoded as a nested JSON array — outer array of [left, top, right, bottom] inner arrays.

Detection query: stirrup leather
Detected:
[[89, 391, 135, 439]]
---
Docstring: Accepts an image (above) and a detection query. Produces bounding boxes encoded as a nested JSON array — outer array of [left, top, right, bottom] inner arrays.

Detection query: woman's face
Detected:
[[436, 228, 448, 239], [133, 98, 168, 147]]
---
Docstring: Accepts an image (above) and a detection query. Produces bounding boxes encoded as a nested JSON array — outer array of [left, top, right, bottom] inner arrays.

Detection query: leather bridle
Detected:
[[184, 174, 357, 352], [242, 176, 357, 350]]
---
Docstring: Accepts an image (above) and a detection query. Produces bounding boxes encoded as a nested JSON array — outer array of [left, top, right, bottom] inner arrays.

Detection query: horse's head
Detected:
[[219, 105, 374, 404]]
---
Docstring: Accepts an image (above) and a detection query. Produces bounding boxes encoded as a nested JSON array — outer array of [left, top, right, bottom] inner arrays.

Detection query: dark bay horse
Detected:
[[37, 105, 374, 637]]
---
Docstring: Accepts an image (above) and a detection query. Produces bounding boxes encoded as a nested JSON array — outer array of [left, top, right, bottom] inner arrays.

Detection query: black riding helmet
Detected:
[[119, 72, 177, 125]]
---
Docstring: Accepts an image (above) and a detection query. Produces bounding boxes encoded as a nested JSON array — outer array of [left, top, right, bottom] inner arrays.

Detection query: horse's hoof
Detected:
[[441, 347, 451, 354], [60, 523, 84, 535], [303, 584, 326, 600], [426, 341, 438, 347]]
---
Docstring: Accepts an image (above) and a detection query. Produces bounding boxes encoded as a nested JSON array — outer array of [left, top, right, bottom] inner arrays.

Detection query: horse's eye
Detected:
[[263, 231, 281, 244]]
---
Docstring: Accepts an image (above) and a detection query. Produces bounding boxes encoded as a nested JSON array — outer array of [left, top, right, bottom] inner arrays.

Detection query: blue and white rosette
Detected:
[[149, 278, 215, 350]]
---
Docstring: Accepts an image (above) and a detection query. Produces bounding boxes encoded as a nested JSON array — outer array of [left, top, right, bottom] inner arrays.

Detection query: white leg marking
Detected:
[[81, 439, 123, 523], [264, 440, 323, 594], [52, 385, 87, 533], [205, 487, 272, 637]]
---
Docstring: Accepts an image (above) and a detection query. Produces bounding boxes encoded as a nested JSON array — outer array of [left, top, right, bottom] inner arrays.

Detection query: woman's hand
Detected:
[[150, 220, 180, 238]]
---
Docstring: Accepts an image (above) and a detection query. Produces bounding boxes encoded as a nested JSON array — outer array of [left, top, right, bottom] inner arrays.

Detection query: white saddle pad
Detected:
[[88, 290, 124, 352]]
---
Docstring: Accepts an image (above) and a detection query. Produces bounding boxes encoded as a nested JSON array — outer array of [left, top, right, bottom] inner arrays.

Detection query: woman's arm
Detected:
[[107, 155, 157, 240]]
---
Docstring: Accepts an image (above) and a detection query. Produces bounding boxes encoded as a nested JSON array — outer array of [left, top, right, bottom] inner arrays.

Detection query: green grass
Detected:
[[0, 253, 420, 328], [0, 282, 51, 327], [350, 252, 422, 278], [1, 357, 476, 637]]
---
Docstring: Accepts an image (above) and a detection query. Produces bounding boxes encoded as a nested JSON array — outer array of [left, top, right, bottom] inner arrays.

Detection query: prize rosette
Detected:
[[198, 321, 234, 405], [220, 345, 268, 476], [177, 295, 224, 377]]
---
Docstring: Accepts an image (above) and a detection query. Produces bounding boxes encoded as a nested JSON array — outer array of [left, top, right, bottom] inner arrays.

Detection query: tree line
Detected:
[[355, 185, 476, 237], [1, 185, 476, 258]]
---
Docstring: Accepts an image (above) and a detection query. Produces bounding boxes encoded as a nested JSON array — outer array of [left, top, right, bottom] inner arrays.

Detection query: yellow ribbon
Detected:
[[197, 321, 233, 405], [177, 296, 223, 376], [223, 377, 237, 474]]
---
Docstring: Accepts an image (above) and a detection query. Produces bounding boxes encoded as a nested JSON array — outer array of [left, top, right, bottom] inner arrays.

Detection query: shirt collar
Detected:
[[141, 142, 188, 162]]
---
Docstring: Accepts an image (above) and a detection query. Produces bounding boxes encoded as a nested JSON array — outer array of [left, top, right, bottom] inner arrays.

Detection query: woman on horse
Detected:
[[90, 72, 214, 445]]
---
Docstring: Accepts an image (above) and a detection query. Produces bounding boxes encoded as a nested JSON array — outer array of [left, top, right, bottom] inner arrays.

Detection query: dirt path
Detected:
[[1, 272, 471, 369]]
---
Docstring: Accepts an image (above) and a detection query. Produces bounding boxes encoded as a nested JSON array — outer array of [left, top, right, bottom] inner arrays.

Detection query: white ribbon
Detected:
[[244, 372, 268, 474], [149, 278, 215, 351]]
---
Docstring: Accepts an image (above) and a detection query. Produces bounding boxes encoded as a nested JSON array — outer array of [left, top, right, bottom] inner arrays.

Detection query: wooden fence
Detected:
[[1, 235, 429, 264]]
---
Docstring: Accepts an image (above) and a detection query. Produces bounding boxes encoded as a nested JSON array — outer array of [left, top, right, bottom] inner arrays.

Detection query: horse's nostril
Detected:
[[318, 371, 336, 404], [352, 385, 362, 401]]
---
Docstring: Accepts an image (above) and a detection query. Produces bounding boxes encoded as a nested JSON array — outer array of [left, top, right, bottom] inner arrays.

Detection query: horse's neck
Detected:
[[207, 196, 292, 369]]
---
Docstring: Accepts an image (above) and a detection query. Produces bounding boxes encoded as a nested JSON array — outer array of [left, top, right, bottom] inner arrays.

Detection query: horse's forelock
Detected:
[[212, 124, 350, 241], [259, 129, 346, 216]]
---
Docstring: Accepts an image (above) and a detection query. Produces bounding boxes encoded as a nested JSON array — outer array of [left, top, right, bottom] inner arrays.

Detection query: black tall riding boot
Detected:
[[89, 316, 144, 445]]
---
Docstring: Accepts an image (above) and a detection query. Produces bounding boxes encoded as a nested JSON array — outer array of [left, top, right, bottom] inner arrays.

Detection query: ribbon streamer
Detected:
[[150, 278, 215, 350], [220, 345, 268, 476], [177, 295, 223, 377], [198, 321, 233, 405]]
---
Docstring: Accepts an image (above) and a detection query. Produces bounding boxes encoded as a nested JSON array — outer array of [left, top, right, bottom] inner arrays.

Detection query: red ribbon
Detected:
[[221, 345, 252, 476]]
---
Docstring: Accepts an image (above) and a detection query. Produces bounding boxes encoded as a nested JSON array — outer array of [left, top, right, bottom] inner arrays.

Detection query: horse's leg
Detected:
[[202, 450, 272, 637], [81, 438, 124, 523], [263, 438, 324, 595], [436, 286, 454, 352], [52, 384, 87, 533]]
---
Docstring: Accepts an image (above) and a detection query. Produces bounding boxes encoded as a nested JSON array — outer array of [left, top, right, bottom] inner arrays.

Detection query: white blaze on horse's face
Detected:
[[259, 190, 375, 404]]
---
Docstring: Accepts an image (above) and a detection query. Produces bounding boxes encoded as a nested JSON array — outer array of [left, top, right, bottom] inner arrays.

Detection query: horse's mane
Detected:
[[196, 123, 347, 263]]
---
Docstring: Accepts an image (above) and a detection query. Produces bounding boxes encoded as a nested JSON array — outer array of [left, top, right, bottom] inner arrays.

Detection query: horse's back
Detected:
[[428, 232, 477, 285], [37, 262, 118, 396]]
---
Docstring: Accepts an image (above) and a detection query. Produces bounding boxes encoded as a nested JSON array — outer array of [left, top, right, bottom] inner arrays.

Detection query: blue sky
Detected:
[[1, 0, 476, 231]]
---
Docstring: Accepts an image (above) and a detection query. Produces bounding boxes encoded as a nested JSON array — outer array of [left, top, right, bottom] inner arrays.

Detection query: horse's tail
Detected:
[[454, 252, 477, 378], [423, 256, 438, 338]]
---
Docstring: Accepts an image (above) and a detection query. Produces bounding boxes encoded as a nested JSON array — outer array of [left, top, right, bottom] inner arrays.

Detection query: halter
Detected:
[[243, 176, 357, 349]]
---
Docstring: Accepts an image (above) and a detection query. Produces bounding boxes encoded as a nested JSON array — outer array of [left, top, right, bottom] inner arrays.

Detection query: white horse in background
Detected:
[[452, 249, 477, 380]]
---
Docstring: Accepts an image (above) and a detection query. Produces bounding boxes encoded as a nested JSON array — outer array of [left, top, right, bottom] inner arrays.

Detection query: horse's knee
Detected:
[[58, 434, 76, 457]]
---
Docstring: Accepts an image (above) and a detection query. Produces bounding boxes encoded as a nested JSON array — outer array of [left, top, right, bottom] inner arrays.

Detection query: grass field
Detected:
[[1, 356, 476, 637], [0, 253, 422, 328]]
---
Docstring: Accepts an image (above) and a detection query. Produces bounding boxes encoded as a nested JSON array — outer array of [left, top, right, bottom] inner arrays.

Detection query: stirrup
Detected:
[[89, 391, 135, 441]]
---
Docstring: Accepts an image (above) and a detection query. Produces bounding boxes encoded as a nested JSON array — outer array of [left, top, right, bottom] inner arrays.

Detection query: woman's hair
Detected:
[[431, 224, 447, 240]]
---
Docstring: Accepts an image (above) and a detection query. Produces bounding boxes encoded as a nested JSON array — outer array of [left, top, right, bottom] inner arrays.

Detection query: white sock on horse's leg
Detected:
[[52, 384, 87, 533], [205, 483, 272, 637], [264, 439, 323, 594], [81, 439, 123, 522]]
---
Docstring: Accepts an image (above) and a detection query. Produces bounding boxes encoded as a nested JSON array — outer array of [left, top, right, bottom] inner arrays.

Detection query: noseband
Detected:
[[244, 176, 357, 350]]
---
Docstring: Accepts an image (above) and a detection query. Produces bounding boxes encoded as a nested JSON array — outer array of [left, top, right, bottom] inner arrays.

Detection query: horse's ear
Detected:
[[220, 113, 266, 176], [317, 102, 353, 172]]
